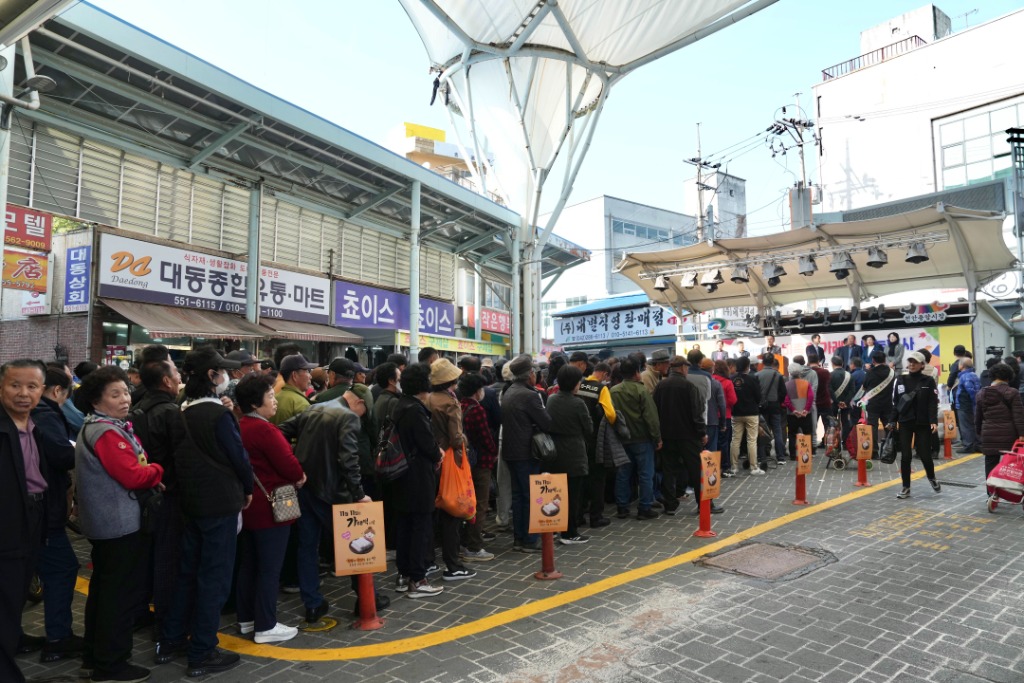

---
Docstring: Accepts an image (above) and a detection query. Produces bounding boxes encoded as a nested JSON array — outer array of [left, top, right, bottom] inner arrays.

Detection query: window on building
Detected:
[[483, 282, 511, 310], [564, 296, 588, 308], [936, 96, 1024, 192]]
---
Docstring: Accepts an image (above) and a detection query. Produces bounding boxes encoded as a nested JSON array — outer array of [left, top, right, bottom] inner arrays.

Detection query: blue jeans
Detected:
[[37, 528, 79, 641], [616, 442, 655, 511], [236, 526, 290, 632], [767, 412, 786, 462], [506, 459, 539, 546], [296, 488, 331, 612], [706, 426, 720, 452], [162, 515, 238, 662]]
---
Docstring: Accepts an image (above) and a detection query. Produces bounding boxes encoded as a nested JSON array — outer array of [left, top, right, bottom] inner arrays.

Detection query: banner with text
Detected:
[[333, 279, 455, 336], [63, 245, 91, 313], [5, 204, 52, 252], [2, 249, 48, 293], [97, 234, 329, 323], [554, 304, 680, 346]]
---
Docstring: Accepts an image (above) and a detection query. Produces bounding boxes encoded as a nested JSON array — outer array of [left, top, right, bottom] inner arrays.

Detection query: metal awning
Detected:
[[615, 204, 1016, 313], [259, 320, 362, 344], [101, 298, 267, 339]]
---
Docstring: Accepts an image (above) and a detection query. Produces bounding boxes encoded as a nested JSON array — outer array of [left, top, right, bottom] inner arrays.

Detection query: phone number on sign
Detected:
[[173, 296, 245, 314], [4, 237, 47, 249]]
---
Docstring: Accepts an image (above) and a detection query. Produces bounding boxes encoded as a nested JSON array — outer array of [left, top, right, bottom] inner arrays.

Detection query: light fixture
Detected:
[[866, 246, 888, 268], [830, 251, 855, 280], [905, 242, 929, 264], [700, 268, 723, 294], [730, 265, 749, 284], [653, 275, 668, 292], [797, 255, 817, 276], [681, 272, 697, 289], [762, 263, 786, 287]]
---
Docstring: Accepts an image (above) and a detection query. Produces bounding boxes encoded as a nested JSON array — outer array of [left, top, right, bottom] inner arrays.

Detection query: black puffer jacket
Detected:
[[500, 381, 552, 462], [391, 394, 441, 514], [278, 401, 364, 505], [975, 383, 1024, 457], [892, 371, 938, 426]]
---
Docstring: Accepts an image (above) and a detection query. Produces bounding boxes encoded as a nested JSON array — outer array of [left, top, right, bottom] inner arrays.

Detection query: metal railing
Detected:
[[822, 35, 927, 80]]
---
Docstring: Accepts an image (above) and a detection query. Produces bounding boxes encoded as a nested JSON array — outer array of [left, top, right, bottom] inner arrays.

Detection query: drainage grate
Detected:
[[936, 480, 979, 488], [696, 542, 836, 581]]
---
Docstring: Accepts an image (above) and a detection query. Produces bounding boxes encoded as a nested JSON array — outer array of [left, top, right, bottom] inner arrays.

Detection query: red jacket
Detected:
[[713, 373, 738, 419], [239, 416, 305, 530]]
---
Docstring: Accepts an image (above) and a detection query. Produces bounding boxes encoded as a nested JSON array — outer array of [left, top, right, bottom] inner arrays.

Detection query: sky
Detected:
[[86, 0, 1023, 242]]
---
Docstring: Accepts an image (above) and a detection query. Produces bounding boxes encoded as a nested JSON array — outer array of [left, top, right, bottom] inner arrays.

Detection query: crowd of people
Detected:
[[3, 331, 1023, 683]]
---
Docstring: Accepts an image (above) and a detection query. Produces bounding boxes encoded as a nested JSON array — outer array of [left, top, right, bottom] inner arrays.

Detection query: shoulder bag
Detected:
[[253, 474, 301, 523], [531, 432, 557, 462]]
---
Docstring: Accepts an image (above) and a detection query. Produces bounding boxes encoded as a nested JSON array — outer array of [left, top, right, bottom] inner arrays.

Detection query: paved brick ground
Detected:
[[21, 452, 1018, 683]]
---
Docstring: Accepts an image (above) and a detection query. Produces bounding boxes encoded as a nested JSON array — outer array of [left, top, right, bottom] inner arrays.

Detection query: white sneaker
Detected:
[[237, 621, 254, 635], [461, 548, 495, 562], [407, 578, 444, 598], [750, 468, 766, 476], [254, 622, 298, 644]]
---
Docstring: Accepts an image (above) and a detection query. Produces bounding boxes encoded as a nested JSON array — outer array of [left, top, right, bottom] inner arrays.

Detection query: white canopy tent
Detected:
[[614, 204, 1017, 319], [400, 0, 779, 353]]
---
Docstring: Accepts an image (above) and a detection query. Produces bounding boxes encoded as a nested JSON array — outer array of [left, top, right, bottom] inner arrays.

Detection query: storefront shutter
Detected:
[[32, 126, 79, 217], [79, 140, 121, 227], [120, 154, 159, 235], [190, 175, 223, 249], [156, 165, 193, 243], [8, 119, 32, 207], [221, 185, 249, 253]]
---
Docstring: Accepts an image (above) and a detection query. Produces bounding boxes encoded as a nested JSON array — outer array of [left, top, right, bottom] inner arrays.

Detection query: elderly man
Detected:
[[500, 355, 552, 553], [223, 350, 261, 403], [642, 349, 671, 394], [611, 358, 661, 520], [271, 354, 317, 425]]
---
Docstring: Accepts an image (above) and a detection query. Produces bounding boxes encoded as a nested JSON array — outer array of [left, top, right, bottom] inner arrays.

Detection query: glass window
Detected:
[[942, 166, 966, 189], [622, 224, 635, 236], [942, 144, 963, 168], [964, 137, 990, 164], [964, 113, 990, 140], [966, 160, 992, 183], [940, 120, 963, 145], [994, 155, 1012, 174], [992, 106, 1018, 133], [991, 132, 1011, 159]]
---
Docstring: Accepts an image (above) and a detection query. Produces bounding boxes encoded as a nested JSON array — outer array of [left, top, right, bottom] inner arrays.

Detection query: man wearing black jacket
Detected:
[[729, 356, 763, 476], [859, 350, 896, 458], [654, 357, 722, 514]]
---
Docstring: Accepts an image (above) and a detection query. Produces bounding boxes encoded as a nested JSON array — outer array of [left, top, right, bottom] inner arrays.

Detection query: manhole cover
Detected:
[[696, 542, 836, 581]]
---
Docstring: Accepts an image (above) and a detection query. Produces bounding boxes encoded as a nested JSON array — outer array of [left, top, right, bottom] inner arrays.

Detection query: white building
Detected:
[[814, 5, 1024, 213], [684, 170, 749, 238], [539, 195, 698, 339]]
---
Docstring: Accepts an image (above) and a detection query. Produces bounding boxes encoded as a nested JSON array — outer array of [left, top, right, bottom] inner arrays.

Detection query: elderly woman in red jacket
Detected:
[[235, 373, 306, 644]]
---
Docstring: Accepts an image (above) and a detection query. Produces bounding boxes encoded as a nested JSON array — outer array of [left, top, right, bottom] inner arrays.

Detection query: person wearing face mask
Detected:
[[156, 348, 253, 678], [270, 355, 318, 426]]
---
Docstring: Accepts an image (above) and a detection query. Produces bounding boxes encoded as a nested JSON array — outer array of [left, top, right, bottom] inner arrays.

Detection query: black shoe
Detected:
[[40, 634, 83, 663], [710, 503, 725, 514], [153, 639, 188, 665], [305, 599, 330, 624], [90, 662, 151, 682], [930, 479, 942, 493], [589, 516, 611, 528], [352, 593, 391, 616], [896, 487, 911, 499], [615, 507, 630, 519], [17, 634, 45, 654], [186, 649, 240, 678], [636, 509, 659, 520], [662, 506, 680, 516], [481, 531, 497, 542]]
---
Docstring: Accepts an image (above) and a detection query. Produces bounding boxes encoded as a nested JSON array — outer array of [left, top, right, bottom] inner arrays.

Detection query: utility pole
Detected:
[[769, 94, 817, 229], [684, 123, 720, 244]]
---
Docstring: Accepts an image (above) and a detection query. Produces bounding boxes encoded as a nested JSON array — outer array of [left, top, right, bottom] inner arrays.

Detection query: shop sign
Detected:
[[2, 249, 47, 293], [554, 304, 679, 345], [856, 424, 873, 461], [5, 204, 52, 252], [97, 234, 329, 324], [333, 280, 454, 335], [20, 290, 50, 316], [529, 473, 568, 534], [796, 434, 813, 475], [903, 311, 946, 324], [332, 501, 386, 576], [464, 305, 512, 335], [64, 245, 91, 313], [395, 331, 506, 357]]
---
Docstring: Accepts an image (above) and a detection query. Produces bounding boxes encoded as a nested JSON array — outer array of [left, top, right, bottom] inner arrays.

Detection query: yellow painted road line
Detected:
[[76, 454, 981, 661]]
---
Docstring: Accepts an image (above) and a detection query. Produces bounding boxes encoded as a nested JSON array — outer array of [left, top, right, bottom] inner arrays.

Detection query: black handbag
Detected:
[[531, 432, 557, 462], [880, 428, 898, 464]]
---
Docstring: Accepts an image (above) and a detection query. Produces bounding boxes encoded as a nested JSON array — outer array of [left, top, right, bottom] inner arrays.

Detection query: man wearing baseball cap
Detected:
[[223, 350, 262, 403], [313, 358, 376, 495], [270, 355, 317, 426]]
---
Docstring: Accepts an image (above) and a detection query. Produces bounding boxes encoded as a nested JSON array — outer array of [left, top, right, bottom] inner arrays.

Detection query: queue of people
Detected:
[[4, 335, 1024, 683]]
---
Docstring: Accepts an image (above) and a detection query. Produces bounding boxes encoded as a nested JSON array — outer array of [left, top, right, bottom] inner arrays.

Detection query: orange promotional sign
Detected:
[[796, 434, 813, 475], [943, 410, 957, 440], [529, 473, 568, 534], [2, 250, 47, 293], [856, 423, 874, 461], [332, 502, 386, 576], [701, 450, 721, 499]]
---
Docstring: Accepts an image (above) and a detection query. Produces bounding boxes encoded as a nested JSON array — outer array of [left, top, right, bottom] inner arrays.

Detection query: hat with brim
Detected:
[[649, 349, 671, 364], [225, 350, 262, 366], [508, 354, 535, 377], [280, 354, 317, 377], [906, 351, 926, 365], [430, 358, 462, 385], [669, 355, 690, 367]]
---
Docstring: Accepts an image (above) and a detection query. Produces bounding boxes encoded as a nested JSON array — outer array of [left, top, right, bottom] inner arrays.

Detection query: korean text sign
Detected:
[[554, 304, 678, 345], [64, 245, 91, 313], [2, 249, 47, 293], [333, 279, 455, 335], [529, 473, 568, 534], [5, 204, 52, 252], [332, 502, 386, 576], [97, 234, 329, 323]]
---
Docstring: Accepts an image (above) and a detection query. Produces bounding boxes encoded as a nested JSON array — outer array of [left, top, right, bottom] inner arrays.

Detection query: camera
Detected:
[[986, 345, 1005, 357]]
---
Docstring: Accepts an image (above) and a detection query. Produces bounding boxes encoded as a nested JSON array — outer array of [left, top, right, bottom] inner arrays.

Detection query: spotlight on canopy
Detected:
[[681, 272, 698, 289], [830, 252, 855, 280], [905, 242, 929, 264], [701, 269, 723, 294], [866, 246, 888, 269], [730, 265, 749, 284], [797, 255, 817, 276], [762, 263, 786, 288], [653, 275, 668, 292]]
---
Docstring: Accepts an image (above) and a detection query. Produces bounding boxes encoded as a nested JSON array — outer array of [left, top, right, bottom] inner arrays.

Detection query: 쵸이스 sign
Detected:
[[5, 204, 52, 252], [97, 234, 329, 323], [333, 280, 455, 335], [554, 304, 679, 345]]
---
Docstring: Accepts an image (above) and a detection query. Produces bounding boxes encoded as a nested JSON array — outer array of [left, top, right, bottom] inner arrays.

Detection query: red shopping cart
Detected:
[[985, 438, 1024, 513]]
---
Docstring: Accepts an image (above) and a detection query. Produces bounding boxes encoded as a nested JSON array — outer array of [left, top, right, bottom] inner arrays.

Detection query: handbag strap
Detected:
[[252, 474, 273, 502]]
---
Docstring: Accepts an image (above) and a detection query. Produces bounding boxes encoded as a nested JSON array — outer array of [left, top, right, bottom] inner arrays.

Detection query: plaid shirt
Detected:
[[460, 397, 497, 469]]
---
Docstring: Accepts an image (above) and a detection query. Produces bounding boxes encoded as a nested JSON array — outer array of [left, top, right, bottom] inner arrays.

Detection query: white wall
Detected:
[[814, 9, 1024, 214]]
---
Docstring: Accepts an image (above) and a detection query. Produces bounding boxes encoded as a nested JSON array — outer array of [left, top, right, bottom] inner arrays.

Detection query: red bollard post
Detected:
[[351, 573, 385, 630], [693, 498, 717, 537], [534, 532, 563, 580], [793, 472, 810, 505], [853, 458, 871, 487], [943, 439, 953, 460]]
